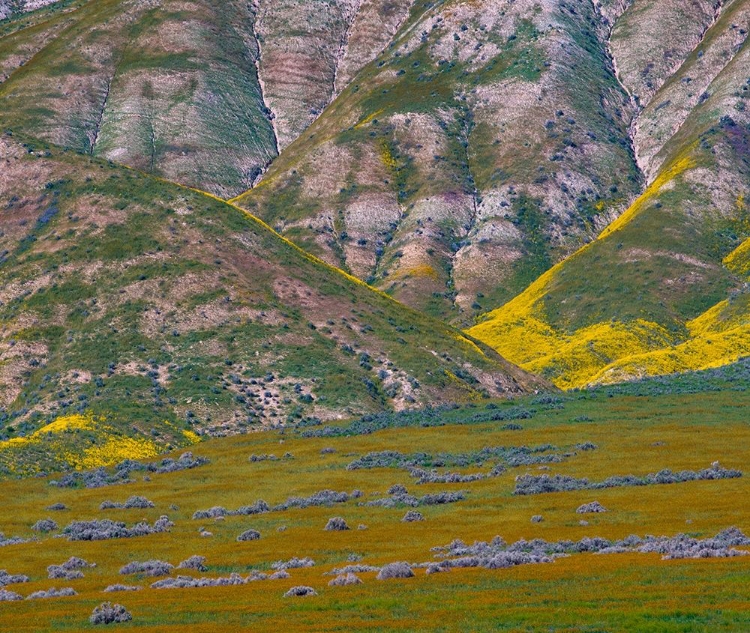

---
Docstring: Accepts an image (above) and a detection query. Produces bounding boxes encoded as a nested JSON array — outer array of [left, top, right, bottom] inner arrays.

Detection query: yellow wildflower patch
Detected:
[[598, 149, 696, 240], [723, 237, 750, 278], [394, 264, 440, 280], [378, 138, 398, 171], [75, 436, 160, 470]]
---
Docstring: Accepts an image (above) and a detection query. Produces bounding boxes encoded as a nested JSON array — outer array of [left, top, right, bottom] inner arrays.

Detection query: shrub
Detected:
[[284, 585, 317, 597], [120, 560, 173, 577], [101, 496, 154, 510], [269, 570, 290, 579], [324, 517, 350, 531], [576, 501, 607, 513], [402, 511, 424, 522], [90, 602, 132, 625], [152, 573, 246, 589], [61, 557, 92, 570], [47, 565, 84, 580], [425, 563, 449, 575], [62, 516, 173, 541], [328, 573, 362, 586], [103, 585, 141, 592], [27, 587, 77, 599], [31, 519, 58, 533], [46, 503, 67, 511], [531, 515, 543, 523], [376, 562, 414, 580], [271, 557, 315, 571], [514, 463, 741, 495], [388, 483, 408, 495], [237, 529, 261, 542], [0, 570, 29, 586], [0, 589, 23, 601], [177, 556, 207, 571], [0, 533, 27, 547]]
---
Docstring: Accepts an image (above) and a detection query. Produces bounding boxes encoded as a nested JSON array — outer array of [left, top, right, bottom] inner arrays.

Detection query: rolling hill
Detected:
[[0, 130, 543, 475]]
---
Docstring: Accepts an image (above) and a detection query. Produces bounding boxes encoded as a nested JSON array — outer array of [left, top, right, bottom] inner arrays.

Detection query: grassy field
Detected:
[[0, 364, 748, 631]]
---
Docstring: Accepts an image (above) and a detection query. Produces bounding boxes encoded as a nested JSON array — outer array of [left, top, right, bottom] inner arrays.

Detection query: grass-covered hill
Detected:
[[233, 0, 644, 322], [0, 364, 747, 631], [469, 3, 750, 389], [0, 130, 545, 475]]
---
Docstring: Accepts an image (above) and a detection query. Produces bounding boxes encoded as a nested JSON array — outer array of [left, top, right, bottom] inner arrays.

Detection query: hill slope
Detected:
[[0, 0, 420, 197], [233, 0, 644, 323], [469, 5, 750, 388], [0, 130, 543, 473]]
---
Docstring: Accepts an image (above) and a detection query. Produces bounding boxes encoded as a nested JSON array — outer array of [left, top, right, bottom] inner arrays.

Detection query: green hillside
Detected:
[[0, 130, 543, 475]]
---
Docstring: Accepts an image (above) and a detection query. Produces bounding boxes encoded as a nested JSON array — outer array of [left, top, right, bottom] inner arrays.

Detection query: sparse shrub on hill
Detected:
[[328, 573, 362, 586], [409, 468, 486, 484], [426, 528, 750, 566], [193, 489, 358, 520], [425, 563, 450, 574], [103, 585, 141, 592], [152, 574, 247, 589], [101, 496, 154, 510], [120, 560, 174, 577], [177, 556, 207, 571], [46, 503, 67, 511], [324, 517, 350, 531], [347, 445, 567, 473], [402, 510, 424, 522], [26, 587, 77, 599], [62, 516, 173, 541], [514, 463, 742, 495], [271, 557, 315, 570], [50, 453, 208, 489], [90, 602, 132, 625], [577, 501, 607, 513], [249, 454, 279, 462], [531, 515, 543, 523], [31, 519, 58, 533], [47, 565, 83, 580], [284, 585, 317, 597], [376, 562, 414, 580], [0, 532, 28, 547], [576, 442, 598, 451], [300, 405, 535, 438], [237, 529, 261, 542], [0, 589, 23, 601], [365, 489, 466, 508], [0, 570, 29, 587]]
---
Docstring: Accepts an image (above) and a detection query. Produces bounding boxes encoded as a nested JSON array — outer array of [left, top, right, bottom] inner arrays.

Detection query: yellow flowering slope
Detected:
[[467, 148, 749, 389]]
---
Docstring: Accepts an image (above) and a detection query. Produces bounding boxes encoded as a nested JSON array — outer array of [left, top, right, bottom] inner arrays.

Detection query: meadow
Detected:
[[0, 364, 749, 632]]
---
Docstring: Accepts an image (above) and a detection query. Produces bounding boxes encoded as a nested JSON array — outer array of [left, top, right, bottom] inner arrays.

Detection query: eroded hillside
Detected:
[[234, 0, 644, 323], [469, 2, 750, 387]]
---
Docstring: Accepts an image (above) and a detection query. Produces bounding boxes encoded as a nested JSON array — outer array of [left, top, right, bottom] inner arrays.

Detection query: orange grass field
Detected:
[[0, 386, 749, 632]]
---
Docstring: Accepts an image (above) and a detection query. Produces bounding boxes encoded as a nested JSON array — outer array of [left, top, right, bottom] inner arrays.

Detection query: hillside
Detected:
[[233, 0, 644, 322], [469, 0, 750, 388], [0, 0, 420, 197], [0, 130, 543, 475], [0, 367, 747, 631]]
